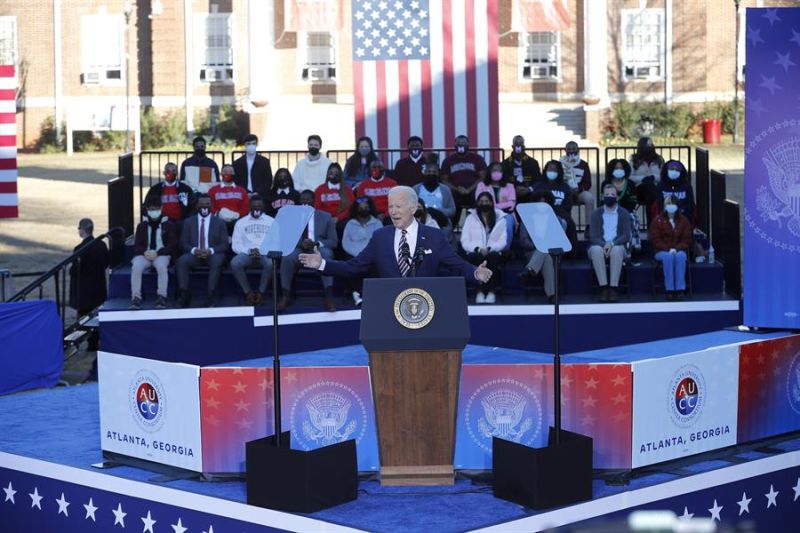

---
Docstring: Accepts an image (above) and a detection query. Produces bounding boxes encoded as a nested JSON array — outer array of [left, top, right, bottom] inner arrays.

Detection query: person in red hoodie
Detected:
[[208, 164, 250, 234], [314, 162, 355, 224], [356, 159, 397, 223], [649, 196, 692, 300], [144, 162, 193, 237]]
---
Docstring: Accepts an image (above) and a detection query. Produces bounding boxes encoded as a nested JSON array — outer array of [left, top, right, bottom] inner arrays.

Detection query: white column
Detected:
[[184, 0, 194, 136], [665, 0, 673, 105], [248, 0, 274, 105], [583, 0, 609, 107], [53, 0, 64, 146]]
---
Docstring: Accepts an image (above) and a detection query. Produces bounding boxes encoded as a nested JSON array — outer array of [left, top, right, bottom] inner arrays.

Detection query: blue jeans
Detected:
[[655, 250, 687, 291]]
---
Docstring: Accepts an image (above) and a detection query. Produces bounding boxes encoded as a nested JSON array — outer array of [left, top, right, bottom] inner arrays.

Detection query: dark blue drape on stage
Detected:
[[0, 300, 63, 395]]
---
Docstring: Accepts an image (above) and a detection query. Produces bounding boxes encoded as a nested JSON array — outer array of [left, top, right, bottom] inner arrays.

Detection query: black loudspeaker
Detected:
[[493, 427, 593, 509], [246, 432, 358, 513]]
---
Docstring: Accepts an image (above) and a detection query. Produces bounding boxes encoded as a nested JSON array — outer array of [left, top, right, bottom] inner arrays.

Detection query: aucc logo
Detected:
[[129, 371, 166, 432], [668, 365, 705, 428]]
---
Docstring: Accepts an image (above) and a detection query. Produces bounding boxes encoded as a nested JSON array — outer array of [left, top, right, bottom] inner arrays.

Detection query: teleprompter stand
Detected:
[[492, 205, 593, 509], [245, 208, 357, 513]]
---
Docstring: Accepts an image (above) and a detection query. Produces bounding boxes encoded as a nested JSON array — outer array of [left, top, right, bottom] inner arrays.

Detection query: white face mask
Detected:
[[667, 169, 681, 180], [665, 204, 678, 215], [245, 144, 258, 155], [147, 209, 162, 220], [612, 169, 626, 179], [546, 171, 558, 181]]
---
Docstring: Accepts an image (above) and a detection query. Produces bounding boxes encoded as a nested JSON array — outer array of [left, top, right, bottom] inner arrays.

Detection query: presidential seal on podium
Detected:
[[393, 288, 435, 329]]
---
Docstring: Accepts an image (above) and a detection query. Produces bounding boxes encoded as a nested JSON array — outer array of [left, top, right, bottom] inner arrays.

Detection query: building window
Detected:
[[520, 32, 560, 81], [196, 14, 233, 83], [621, 9, 665, 81], [0, 17, 17, 68], [302, 32, 336, 83], [80, 15, 125, 85]]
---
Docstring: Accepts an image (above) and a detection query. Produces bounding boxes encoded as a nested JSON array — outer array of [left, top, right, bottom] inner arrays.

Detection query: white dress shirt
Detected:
[[246, 154, 256, 192], [393, 219, 418, 262]]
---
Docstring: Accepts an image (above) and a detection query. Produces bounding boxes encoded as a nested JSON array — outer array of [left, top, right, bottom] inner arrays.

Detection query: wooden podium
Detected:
[[360, 277, 469, 486]]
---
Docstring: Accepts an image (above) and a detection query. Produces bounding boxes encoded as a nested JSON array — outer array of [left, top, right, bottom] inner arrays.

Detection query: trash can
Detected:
[[703, 119, 721, 144]]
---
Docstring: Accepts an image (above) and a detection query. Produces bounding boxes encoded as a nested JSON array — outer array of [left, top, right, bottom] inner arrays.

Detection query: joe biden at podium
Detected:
[[300, 186, 493, 282]]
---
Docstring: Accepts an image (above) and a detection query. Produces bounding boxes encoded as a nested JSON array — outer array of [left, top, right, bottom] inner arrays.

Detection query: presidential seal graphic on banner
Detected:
[[393, 288, 435, 329], [746, 122, 800, 254], [787, 351, 800, 416], [128, 370, 167, 433], [290, 380, 368, 450], [464, 378, 542, 454]]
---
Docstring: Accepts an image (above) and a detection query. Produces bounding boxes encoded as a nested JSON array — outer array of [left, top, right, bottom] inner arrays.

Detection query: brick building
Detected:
[[0, 0, 785, 150]]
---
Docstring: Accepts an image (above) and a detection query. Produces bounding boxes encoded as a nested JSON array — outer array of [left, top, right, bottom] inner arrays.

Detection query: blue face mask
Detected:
[[667, 169, 681, 180], [612, 169, 626, 179], [546, 171, 558, 181], [665, 204, 678, 215]]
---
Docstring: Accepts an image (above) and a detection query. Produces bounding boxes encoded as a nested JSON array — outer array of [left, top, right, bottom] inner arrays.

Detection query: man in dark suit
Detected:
[[69, 218, 110, 316], [278, 189, 339, 312], [176, 193, 229, 308], [300, 186, 492, 282], [233, 134, 273, 196]]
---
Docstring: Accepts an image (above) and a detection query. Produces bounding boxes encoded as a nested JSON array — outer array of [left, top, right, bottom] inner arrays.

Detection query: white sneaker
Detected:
[[352, 291, 362, 307], [475, 291, 486, 304], [485, 291, 496, 304]]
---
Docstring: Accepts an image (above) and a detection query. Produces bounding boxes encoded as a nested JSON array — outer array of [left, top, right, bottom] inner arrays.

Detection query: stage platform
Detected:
[[2, 330, 800, 531]]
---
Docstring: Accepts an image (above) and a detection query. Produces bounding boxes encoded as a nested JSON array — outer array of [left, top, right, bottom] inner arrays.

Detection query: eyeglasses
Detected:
[[355, 197, 370, 204]]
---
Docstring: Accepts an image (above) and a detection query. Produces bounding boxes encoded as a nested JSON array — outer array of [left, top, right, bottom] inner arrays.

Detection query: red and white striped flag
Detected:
[[0, 65, 17, 219], [352, 0, 499, 150], [512, 0, 570, 32], [284, 0, 342, 32]]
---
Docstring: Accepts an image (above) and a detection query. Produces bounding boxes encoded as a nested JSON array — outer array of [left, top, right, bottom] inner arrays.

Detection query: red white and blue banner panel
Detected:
[[0, 64, 17, 219]]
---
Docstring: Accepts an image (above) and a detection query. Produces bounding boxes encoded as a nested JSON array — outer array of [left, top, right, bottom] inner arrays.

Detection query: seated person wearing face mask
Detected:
[[602, 159, 637, 213], [293, 134, 332, 193], [656, 160, 695, 223], [502, 135, 542, 204], [560, 141, 594, 224], [342, 196, 383, 306], [344, 136, 380, 189], [475, 161, 517, 214], [176, 194, 229, 308], [533, 160, 579, 250], [144, 162, 193, 238], [413, 162, 456, 225], [356, 159, 397, 224], [265, 168, 301, 216], [230, 195, 275, 306], [461, 192, 508, 304], [588, 184, 632, 303], [130, 197, 178, 310], [393, 136, 426, 186], [233, 134, 273, 195], [441, 135, 487, 219], [208, 164, 250, 234], [650, 196, 692, 300], [180, 136, 220, 194]]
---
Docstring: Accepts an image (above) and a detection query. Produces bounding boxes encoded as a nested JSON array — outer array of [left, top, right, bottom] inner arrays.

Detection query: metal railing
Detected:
[[8, 227, 125, 335], [229, 150, 309, 173], [325, 147, 506, 170]]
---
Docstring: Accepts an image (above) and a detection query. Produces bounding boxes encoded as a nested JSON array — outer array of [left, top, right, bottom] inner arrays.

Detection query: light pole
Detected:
[[734, 0, 741, 144], [123, 1, 133, 153]]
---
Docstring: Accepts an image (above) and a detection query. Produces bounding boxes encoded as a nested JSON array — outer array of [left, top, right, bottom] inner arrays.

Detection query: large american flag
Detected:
[[351, 0, 499, 150], [0, 65, 17, 218]]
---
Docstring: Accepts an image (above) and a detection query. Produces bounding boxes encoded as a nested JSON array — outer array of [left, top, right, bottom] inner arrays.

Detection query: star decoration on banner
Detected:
[[259, 378, 272, 391], [233, 381, 248, 393], [83, 497, 98, 521], [737, 492, 752, 515], [205, 397, 221, 409], [760, 75, 782, 95], [55, 492, 70, 516], [708, 499, 723, 522], [748, 25, 765, 46], [235, 399, 251, 412], [611, 375, 626, 387], [353, 0, 430, 60], [112, 502, 127, 526], [582, 396, 597, 408], [791, 29, 800, 47], [584, 377, 599, 389], [611, 393, 627, 405], [203, 526, 216, 533], [142, 510, 157, 532], [793, 477, 800, 501], [29, 487, 42, 510], [172, 517, 188, 533], [285, 371, 298, 383], [206, 379, 220, 391], [561, 374, 573, 387], [679, 506, 694, 520], [762, 8, 781, 26], [774, 51, 796, 72], [765, 484, 779, 508], [3, 481, 16, 503]]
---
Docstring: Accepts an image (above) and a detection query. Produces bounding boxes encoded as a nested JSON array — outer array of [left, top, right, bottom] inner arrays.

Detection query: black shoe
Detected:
[[323, 287, 337, 312], [205, 293, 217, 308], [547, 295, 556, 305], [607, 287, 618, 302], [177, 290, 191, 308], [155, 295, 167, 309], [130, 297, 142, 310], [598, 286, 609, 303]]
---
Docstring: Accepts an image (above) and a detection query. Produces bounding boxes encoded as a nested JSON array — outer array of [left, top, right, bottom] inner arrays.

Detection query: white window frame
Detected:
[[195, 13, 234, 85], [80, 14, 125, 86], [736, 9, 746, 82], [620, 8, 665, 82], [299, 31, 337, 84], [518, 31, 561, 82], [0, 16, 18, 73]]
